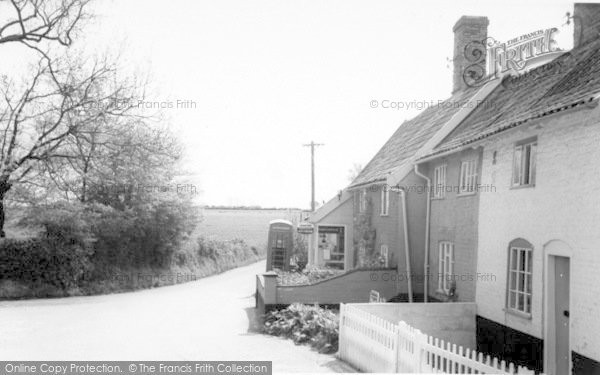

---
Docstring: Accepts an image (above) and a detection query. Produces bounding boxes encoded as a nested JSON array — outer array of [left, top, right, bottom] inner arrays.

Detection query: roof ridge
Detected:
[[349, 89, 479, 187]]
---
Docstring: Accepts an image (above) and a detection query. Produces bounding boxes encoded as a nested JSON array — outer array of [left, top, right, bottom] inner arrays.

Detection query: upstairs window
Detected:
[[433, 164, 447, 198], [459, 159, 478, 194], [380, 186, 389, 216], [512, 139, 537, 187]]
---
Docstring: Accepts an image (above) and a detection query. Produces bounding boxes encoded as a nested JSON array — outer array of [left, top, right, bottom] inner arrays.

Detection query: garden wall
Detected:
[[355, 302, 477, 350], [256, 268, 398, 315]]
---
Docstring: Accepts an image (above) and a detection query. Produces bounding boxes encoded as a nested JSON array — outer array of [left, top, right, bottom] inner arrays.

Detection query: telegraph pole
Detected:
[[303, 141, 324, 212]]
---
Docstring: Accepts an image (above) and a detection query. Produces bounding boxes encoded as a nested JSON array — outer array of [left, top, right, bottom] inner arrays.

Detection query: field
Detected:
[[196, 208, 305, 250]]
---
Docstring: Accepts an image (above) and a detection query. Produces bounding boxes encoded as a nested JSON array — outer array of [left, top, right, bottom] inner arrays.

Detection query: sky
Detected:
[[76, 0, 580, 209]]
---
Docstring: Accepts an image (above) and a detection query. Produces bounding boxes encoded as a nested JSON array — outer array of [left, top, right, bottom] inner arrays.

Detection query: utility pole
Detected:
[[303, 141, 324, 212]]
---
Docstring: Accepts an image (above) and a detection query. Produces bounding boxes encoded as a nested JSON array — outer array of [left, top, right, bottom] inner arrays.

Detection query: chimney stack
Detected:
[[573, 3, 600, 48], [452, 16, 489, 93]]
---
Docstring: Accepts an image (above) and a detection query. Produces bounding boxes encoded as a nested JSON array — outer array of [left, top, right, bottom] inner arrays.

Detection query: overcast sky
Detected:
[[79, 0, 578, 209]]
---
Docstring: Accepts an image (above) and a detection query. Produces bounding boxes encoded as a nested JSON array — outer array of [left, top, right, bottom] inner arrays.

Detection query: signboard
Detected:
[[297, 223, 314, 234]]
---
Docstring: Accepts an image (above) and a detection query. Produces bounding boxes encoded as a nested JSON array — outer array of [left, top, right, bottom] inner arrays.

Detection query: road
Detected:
[[0, 261, 354, 373]]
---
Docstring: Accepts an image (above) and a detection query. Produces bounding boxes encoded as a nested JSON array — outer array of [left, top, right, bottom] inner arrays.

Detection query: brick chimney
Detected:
[[573, 3, 600, 47], [452, 16, 489, 93]]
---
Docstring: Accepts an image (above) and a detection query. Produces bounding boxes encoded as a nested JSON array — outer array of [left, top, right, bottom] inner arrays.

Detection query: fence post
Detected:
[[394, 324, 401, 373], [338, 304, 345, 358], [413, 329, 424, 373]]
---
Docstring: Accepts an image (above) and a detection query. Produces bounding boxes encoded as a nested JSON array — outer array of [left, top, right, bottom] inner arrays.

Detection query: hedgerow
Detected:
[[0, 200, 265, 299]]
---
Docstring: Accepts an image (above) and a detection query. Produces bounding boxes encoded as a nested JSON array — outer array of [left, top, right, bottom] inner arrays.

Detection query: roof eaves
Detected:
[[420, 94, 600, 160], [347, 177, 387, 190]]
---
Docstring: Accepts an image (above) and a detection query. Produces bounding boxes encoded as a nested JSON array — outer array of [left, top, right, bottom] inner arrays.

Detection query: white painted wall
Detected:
[[476, 103, 600, 363]]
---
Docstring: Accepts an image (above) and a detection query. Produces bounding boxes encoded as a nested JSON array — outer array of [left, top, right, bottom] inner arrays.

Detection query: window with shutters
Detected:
[[380, 244, 389, 267], [438, 241, 454, 294], [380, 186, 389, 216], [358, 189, 367, 213], [512, 139, 537, 187], [459, 159, 478, 194], [433, 164, 447, 199]]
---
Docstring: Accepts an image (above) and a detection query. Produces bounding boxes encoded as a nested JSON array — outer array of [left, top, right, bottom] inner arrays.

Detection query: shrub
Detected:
[[19, 201, 95, 244], [291, 233, 308, 272], [263, 303, 339, 354], [129, 197, 197, 268], [88, 198, 197, 269], [174, 237, 263, 274], [19, 198, 198, 270], [0, 237, 93, 291]]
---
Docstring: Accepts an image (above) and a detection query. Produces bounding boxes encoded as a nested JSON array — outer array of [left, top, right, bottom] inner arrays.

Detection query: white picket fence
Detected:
[[338, 304, 535, 374]]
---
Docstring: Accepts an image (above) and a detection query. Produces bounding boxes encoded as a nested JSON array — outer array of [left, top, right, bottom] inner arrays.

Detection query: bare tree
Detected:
[[0, 0, 92, 237], [0, 0, 90, 46], [0, 55, 134, 236]]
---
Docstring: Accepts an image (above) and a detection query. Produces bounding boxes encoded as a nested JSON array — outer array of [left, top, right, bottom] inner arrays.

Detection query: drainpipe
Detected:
[[414, 164, 431, 303], [397, 187, 413, 303]]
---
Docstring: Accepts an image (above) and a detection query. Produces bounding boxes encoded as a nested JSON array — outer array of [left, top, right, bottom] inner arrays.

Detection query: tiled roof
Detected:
[[350, 87, 480, 187], [424, 39, 600, 157]]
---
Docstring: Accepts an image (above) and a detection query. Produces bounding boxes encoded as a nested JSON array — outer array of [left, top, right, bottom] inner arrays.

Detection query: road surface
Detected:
[[0, 261, 354, 373]]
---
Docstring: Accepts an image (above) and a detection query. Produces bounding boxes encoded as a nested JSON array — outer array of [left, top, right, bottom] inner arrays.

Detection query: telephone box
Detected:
[[266, 219, 294, 271]]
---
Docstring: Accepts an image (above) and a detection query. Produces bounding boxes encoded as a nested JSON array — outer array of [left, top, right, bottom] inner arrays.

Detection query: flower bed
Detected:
[[262, 303, 338, 354], [275, 266, 345, 286]]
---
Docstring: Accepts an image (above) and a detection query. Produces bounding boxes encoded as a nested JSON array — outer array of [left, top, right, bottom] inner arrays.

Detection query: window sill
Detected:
[[510, 184, 536, 190], [435, 290, 458, 302], [380, 214, 389, 217], [503, 308, 532, 320], [457, 191, 476, 197]]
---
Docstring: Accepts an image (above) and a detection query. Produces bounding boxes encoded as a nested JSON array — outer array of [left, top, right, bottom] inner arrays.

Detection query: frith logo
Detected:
[[488, 28, 560, 78], [464, 27, 562, 88]]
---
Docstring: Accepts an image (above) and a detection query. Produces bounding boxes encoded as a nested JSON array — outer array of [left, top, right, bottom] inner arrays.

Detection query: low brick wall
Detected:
[[255, 268, 399, 315], [355, 302, 477, 351]]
